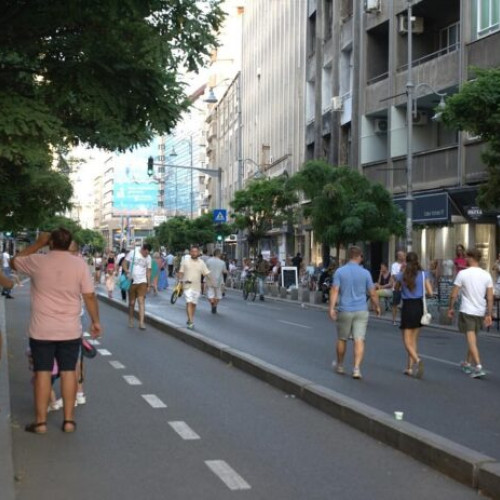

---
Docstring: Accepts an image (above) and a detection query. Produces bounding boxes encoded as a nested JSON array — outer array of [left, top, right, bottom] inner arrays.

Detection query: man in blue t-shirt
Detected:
[[329, 246, 380, 379]]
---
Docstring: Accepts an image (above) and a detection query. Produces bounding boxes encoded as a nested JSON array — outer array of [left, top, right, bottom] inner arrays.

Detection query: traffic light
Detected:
[[147, 156, 154, 177], [216, 234, 223, 242]]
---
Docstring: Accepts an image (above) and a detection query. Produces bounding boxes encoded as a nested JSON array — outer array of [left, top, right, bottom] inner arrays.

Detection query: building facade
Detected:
[[307, 0, 500, 271]]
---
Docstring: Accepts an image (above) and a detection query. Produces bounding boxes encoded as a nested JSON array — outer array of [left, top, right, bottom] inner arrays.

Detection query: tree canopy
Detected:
[[290, 161, 405, 252], [154, 213, 231, 252], [442, 67, 500, 209], [0, 0, 224, 229], [230, 176, 298, 252]]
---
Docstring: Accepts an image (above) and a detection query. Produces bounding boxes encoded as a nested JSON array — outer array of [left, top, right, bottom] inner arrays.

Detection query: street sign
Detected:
[[213, 209, 227, 223]]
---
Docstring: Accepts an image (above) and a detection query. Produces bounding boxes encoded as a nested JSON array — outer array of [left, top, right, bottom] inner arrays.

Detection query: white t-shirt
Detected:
[[390, 261, 403, 290], [454, 267, 493, 316], [2, 252, 10, 268], [125, 248, 152, 284]]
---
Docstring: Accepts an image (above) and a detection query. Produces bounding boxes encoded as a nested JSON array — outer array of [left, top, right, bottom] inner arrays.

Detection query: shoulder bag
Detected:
[[420, 271, 432, 325], [119, 251, 135, 292]]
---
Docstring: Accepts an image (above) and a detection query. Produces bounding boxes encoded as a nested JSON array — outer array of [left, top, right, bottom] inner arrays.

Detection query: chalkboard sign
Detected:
[[281, 266, 298, 289], [437, 278, 454, 306]]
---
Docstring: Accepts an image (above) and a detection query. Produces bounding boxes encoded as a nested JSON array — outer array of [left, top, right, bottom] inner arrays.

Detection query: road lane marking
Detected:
[[109, 361, 125, 369], [205, 460, 251, 491], [123, 375, 142, 386], [419, 354, 458, 367], [168, 421, 201, 440], [142, 394, 167, 408], [88, 339, 100, 345], [278, 320, 312, 329], [97, 349, 112, 356]]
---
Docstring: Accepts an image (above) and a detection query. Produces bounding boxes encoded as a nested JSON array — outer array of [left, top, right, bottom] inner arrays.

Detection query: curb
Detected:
[[99, 294, 500, 498], [0, 298, 16, 500]]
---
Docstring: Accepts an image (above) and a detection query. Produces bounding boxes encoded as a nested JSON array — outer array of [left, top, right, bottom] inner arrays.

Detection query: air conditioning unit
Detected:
[[413, 111, 428, 126], [364, 0, 381, 13], [465, 131, 481, 142], [374, 119, 388, 135], [332, 96, 343, 111], [398, 15, 424, 34]]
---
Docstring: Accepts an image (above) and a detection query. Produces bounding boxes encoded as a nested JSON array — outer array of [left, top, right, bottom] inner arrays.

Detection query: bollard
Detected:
[[290, 287, 299, 301], [279, 287, 288, 299], [311, 291, 323, 305], [270, 285, 278, 297], [299, 288, 310, 303]]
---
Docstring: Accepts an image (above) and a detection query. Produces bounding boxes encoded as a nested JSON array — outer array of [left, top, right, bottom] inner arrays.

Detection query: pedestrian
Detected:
[[166, 251, 175, 277], [448, 248, 494, 378], [328, 246, 380, 379], [454, 244, 467, 276], [2, 248, 13, 298], [292, 252, 302, 275], [255, 253, 270, 301], [11, 229, 101, 434], [123, 243, 152, 330], [115, 248, 127, 301], [206, 249, 228, 314], [491, 252, 500, 296], [178, 245, 210, 329], [374, 262, 392, 310], [157, 254, 169, 291], [148, 251, 162, 295], [394, 252, 433, 378], [390, 250, 406, 325], [93, 252, 103, 284], [0, 269, 14, 364], [104, 251, 116, 298]]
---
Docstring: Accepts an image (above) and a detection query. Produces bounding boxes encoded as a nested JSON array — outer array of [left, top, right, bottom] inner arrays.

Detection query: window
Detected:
[[477, 0, 500, 37], [324, 0, 333, 40], [308, 13, 316, 55], [439, 22, 460, 53]]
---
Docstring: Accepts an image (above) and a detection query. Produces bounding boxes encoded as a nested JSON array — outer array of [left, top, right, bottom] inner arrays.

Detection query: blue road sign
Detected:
[[213, 209, 227, 223]]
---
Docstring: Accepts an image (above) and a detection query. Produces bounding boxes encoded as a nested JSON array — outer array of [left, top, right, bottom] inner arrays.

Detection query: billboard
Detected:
[[113, 162, 158, 215]]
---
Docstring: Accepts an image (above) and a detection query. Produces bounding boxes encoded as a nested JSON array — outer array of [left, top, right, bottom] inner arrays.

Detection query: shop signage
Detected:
[[394, 193, 449, 223], [466, 206, 483, 220]]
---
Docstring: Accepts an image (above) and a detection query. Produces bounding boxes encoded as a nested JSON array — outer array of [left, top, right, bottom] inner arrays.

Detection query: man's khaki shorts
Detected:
[[207, 286, 222, 300], [129, 282, 148, 300], [458, 312, 483, 334], [337, 311, 369, 341]]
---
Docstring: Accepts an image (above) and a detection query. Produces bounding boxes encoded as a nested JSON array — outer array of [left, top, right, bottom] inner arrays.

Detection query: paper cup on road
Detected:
[[394, 411, 404, 421]]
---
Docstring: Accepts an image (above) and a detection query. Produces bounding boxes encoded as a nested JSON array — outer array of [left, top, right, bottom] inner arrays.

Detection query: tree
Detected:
[[442, 67, 500, 209], [154, 214, 231, 252], [230, 176, 298, 254], [290, 161, 405, 255], [0, 0, 224, 228], [74, 229, 107, 253]]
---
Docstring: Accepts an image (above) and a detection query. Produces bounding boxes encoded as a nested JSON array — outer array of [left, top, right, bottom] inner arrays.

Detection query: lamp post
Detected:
[[405, 1, 446, 252]]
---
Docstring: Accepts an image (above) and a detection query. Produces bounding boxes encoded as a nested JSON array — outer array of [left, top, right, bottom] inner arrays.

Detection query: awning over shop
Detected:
[[394, 192, 449, 224]]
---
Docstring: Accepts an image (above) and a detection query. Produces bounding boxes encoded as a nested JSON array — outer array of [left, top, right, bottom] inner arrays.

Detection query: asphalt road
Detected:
[[120, 283, 500, 460], [6, 288, 478, 500]]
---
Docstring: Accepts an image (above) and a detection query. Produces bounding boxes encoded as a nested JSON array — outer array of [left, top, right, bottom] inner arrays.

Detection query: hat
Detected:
[[81, 338, 97, 359]]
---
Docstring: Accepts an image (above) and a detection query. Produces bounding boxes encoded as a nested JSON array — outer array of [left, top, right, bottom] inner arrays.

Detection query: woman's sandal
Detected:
[[61, 420, 77, 433], [25, 422, 47, 434]]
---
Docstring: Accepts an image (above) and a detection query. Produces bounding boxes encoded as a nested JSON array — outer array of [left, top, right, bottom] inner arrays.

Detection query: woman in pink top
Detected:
[[454, 244, 467, 276]]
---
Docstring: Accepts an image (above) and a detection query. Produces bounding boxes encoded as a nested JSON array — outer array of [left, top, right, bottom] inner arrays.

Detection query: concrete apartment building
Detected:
[[307, 0, 500, 271]]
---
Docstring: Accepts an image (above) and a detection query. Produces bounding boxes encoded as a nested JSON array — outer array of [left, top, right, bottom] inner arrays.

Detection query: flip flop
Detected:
[[61, 420, 77, 433], [25, 422, 47, 434]]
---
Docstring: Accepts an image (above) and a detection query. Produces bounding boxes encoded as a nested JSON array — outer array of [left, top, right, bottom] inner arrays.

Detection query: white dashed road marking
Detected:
[[83, 332, 90, 338], [168, 421, 201, 440], [88, 339, 100, 345], [109, 361, 125, 369], [142, 394, 167, 408], [278, 320, 312, 329], [123, 375, 142, 386], [205, 460, 251, 491], [97, 349, 112, 356]]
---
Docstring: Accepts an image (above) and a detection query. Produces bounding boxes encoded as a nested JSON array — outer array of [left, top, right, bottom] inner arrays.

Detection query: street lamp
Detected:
[[405, 0, 446, 253]]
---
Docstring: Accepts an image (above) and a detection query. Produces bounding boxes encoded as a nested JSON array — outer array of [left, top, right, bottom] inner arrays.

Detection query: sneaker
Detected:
[[187, 322, 194, 330], [471, 366, 486, 379], [76, 392, 86, 405], [211, 305, 217, 314], [460, 361, 473, 374], [352, 368, 362, 379], [332, 362, 345, 375], [415, 359, 424, 379], [259, 295, 265, 301], [48, 398, 63, 412]]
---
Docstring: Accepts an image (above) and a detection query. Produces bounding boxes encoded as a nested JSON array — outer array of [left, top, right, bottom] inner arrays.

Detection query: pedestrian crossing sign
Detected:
[[213, 209, 227, 223]]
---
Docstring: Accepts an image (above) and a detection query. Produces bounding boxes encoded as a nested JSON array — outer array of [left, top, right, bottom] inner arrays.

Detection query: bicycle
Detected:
[[242, 272, 257, 301], [170, 279, 184, 304]]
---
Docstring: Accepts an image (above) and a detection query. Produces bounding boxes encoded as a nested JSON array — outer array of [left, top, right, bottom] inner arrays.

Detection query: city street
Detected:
[[119, 283, 500, 461], [6, 287, 478, 499]]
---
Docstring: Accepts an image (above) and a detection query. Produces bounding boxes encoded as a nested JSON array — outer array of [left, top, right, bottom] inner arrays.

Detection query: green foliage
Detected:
[[154, 213, 231, 252], [230, 176, 298, 251], [0, 0, 225, 228], [73, 229, 107, 253], [442, 67, 500, 209], [39, 215, 81, 234], [290, 161, 405, 250]]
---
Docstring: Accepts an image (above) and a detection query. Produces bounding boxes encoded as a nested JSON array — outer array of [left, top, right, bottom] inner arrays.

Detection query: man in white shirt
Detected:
[[2, 249, 13, 298], [448, 248, 494, 378], [123, 244, 152, 330], [390, 250, 406, 325], [206, 249, 227, 314], [178, 245, 210, 329], [166, 252, 175, 277]]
